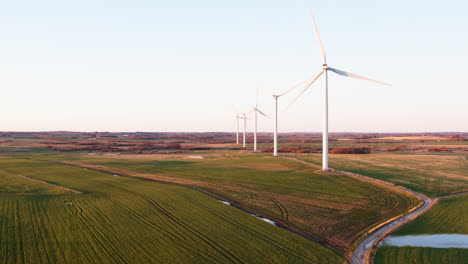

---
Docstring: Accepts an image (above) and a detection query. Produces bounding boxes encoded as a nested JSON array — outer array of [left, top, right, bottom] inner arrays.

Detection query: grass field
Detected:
[[0, 169, 72, 196], [51, 152, 422, 254], [295, 153, 468, 197], [374, 194, 468, 264], [0, 155, 344, 264], [374, 247, 467, 264], [396, 193, 468, 235]]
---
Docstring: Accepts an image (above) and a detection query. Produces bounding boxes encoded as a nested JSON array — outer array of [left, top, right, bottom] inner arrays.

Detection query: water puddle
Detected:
[[383, 234, 468, 248], [219, 200, 231, 205], [251, 214, 276, 226], [217, 200, 276, 226]]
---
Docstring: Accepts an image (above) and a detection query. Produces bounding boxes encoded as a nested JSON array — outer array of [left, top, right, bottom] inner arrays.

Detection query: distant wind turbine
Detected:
[[235, 112, 240, 144], [232, 106, 241, 144], [271, 80, 308, 156], [241, 113, 247, 148], [288, 12, 391, 170], [250, 89, 269, 152]]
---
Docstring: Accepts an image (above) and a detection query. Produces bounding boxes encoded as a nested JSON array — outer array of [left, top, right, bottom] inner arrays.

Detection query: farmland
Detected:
[[374, 194, 468, 264], [294, 153, 467, 197], [53, 151, 421, 255], [0, 156, 343, 264], [396, 193, 468, 235], [374, 247, 467, 264], [0, 132, 466, 263]]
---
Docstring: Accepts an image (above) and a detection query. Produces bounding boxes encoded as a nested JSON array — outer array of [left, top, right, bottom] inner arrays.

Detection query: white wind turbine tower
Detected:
[[271, 80, 308, 156], [250, 89, 269, 152], [288, 12, 390, 170], [233, 110, 241, 144], [241, 112, 247, 148]]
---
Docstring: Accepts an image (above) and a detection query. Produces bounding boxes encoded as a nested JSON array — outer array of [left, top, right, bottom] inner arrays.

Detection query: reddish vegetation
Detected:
[[329, 147, 371, 154], [1, 131, 466, 154]]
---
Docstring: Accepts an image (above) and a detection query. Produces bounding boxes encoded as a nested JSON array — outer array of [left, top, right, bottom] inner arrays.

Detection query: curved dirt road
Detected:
[[349, 187, 432, 264], [281, 156, 434, 264]]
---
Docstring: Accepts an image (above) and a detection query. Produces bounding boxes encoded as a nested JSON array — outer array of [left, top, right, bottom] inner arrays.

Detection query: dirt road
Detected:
[[350, 188, 432, 264], [281, 156, 435, 264]]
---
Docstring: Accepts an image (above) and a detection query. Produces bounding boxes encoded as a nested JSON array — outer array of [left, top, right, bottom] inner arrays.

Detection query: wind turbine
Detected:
[[235, 112, 240, 144], [232, 106, 241, 144], [241, 112, 247, 148], [271, 80, 309, 156], [250, 89, 269, 152], [288, 12, 390, 170]]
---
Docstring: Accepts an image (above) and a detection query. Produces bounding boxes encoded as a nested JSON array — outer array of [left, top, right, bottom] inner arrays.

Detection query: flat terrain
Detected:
[[0, 132, 466, 263], [396, 193, 468, 235], [58, 152, 421, 255], [0, 156, 343, 264], [374, 194, 468, 264], [374, 247, 467, 264], [295, 153, 468, 197]]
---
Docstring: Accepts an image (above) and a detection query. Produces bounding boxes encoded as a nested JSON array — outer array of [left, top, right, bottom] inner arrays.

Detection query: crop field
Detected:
[[374, 194, 468, 264], [0, 155, 343, 264], [396, 193, 468, 235], [0, 169, 72, 195], [294, 153, 468, 197], [374, 247, 467, 264], [53, 151, 422, 255], [0, 132, 466, 263]]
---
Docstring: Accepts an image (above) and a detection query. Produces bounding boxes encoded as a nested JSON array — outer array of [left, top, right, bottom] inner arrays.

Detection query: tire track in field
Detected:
[[104, 196, 222, 264], [177, 192, 324, 264], [26, 200, 47, 264], [72, 202, 128, 264], [35, 201, 69, 264], [61, 160, 340, 262], [93, 184, 223, 263], [258, 191, 289, 221], [67, 203, 104, 264], [44, 161, 225, 263], [106, 186, 242, 264], [135, 192, 245, 264], [74, 198, 156, 263]]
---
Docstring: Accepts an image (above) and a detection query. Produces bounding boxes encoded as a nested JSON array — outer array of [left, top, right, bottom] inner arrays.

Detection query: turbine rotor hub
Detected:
[[322, 64, 328, 70]]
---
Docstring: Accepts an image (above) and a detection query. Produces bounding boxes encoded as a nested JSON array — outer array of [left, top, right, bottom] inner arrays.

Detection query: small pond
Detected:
[[383, 234, 468, 248]]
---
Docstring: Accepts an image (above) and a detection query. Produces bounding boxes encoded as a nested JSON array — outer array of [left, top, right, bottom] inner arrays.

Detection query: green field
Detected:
[[0, 155, 343, 264], [396, 193, 468, 235], [53, 152, 421, 254], [295, 153, 468, 197], [374, 247, 467, 264], [375, 194, 468, 264], [0, 169, 72, 195], [1, 149, 464, 263]]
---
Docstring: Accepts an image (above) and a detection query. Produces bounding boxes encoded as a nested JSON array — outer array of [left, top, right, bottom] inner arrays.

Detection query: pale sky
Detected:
[[1, 0, 467, 132]]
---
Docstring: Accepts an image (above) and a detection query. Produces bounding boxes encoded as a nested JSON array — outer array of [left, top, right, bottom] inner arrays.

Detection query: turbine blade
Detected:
[[328, 67, 391, 86], [285, 70, 324, 110], [310, 11, 327, 64], [278, 79, 309, 97], [256, 108, 270, 118]]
